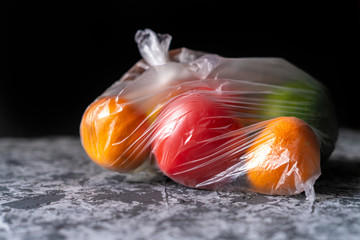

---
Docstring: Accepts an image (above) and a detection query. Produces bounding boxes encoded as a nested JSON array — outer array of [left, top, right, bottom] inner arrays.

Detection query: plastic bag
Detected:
[[80, 29, 338, 199]]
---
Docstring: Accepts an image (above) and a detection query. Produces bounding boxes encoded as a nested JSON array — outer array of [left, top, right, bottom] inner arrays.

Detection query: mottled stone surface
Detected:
[[0, 129, 360, 240]]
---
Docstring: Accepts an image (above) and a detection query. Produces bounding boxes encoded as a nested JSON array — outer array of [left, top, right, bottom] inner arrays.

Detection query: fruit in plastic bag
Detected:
[[80, 96, 150, 172], [79, 29, 337, 200], [152, 92, 244, 189], [207, 57, 338, 162], [262, 81, 317, 121], [245, 117, 321, 195], [261, 80, 337, 161], [147, 85, 217, 121]]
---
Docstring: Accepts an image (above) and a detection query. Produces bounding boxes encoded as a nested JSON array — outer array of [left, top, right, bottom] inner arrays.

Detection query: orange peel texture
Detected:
[[80, 96, 150, 172], [246, 117, 321, 195]]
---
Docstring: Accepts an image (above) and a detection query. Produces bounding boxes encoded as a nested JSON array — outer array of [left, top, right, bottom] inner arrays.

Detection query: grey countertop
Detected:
[[0, 129, 360, 240]]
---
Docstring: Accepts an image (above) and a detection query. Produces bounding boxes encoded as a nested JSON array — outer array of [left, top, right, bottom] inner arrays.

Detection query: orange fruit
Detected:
[[80, 96, 150, 172], [245, 117, 321, 195]]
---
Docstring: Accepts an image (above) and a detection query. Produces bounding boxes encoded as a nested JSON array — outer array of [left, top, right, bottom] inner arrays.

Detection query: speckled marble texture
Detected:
[[0, 129, 359, 240]]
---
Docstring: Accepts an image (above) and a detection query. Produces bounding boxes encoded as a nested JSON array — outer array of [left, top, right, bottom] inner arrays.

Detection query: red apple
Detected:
[[152, 92, 244, 189]]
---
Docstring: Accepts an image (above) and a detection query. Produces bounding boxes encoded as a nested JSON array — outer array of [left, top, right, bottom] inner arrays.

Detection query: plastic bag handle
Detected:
[[135, 29, 172, 66]]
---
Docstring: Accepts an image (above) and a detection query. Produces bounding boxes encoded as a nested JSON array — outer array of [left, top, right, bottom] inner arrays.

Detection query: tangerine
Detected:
[[80, 96, 150, 172], [245, 117, 321, 195]]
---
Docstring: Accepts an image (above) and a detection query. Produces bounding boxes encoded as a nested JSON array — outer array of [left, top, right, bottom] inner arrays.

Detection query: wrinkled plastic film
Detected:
[[80, 29, 338, 199]]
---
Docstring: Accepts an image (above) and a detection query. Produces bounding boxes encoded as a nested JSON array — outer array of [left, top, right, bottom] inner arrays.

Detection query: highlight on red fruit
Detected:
[[152, 92, 245, 189]]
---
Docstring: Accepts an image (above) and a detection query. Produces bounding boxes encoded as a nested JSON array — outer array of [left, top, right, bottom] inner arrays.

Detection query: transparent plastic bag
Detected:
[[80, 29, 338, 199]]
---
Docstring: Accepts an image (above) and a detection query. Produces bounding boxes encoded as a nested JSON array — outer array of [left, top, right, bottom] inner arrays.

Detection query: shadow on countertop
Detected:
[[316, 158, 360, 197]]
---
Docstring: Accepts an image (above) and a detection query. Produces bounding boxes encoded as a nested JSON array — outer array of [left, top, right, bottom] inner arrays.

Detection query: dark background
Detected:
[[2, 1, 360, 137]]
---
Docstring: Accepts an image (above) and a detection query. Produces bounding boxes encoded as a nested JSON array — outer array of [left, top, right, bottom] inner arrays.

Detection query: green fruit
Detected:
[[262, 81, 318, 122], [261, 80, 337, 162]]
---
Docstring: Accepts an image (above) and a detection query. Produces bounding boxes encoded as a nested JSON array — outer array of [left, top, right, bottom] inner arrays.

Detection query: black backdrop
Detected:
[[2, 1, 360, 137]]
